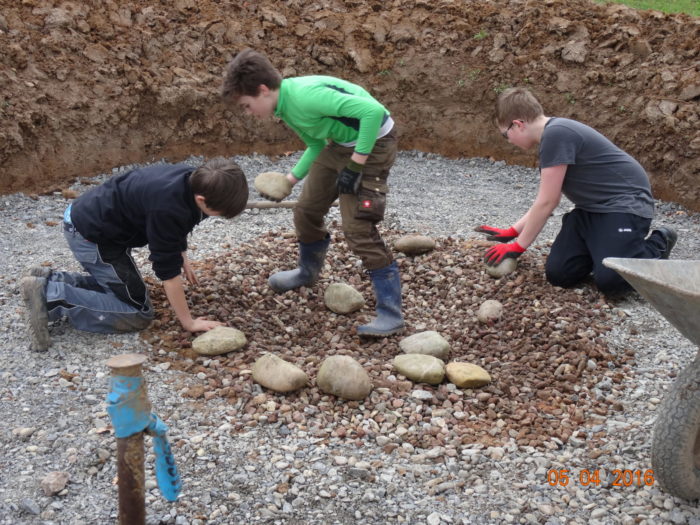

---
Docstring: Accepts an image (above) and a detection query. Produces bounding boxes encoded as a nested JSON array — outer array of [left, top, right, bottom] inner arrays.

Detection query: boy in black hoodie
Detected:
[[20, 158, 248, 351]]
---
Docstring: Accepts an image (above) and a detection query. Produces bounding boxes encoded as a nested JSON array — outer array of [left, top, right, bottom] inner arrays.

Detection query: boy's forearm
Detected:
[[162, 276, 194, 331], [517, 194, 560, 248], [291, 142, 324, 179], [350, 152, 368, 165], [513, 210, 530, 233], [292, 142, 369, 179], [517, 204, 551, 248], [516, 166, 565, 247]]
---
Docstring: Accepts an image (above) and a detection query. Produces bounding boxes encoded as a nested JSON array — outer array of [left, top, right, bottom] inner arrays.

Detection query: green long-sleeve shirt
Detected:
[[274, 76, 391, 179]]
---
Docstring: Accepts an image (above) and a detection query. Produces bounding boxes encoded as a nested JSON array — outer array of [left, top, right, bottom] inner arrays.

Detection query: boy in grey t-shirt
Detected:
[[475, 87, 677, 296]]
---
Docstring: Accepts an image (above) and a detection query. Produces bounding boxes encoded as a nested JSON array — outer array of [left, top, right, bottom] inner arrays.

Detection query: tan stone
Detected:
[[445, 362, 491, 388], [41, 471, 69, 496]]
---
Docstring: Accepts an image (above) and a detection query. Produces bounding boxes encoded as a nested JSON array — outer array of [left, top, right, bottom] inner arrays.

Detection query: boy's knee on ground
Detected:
[[132, 315, 154, 331], [110, 307, 154, 333], [593, 269, 631, 296], [545, 266, 584, 289]]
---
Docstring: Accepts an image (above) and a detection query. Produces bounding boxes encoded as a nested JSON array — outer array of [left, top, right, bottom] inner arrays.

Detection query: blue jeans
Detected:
[[46, 223, 154, 333]]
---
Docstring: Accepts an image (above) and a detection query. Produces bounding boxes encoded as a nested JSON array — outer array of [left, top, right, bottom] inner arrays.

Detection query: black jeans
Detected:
[[545, 209, 666, 295]]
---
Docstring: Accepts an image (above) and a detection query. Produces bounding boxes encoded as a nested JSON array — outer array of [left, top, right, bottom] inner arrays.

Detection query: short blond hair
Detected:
[[496, 87, 544, 127]]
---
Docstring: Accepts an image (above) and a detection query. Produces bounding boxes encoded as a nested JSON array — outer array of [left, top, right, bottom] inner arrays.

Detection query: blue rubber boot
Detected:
[[268, 235, 330, 293], [357, 261, 405, 337]]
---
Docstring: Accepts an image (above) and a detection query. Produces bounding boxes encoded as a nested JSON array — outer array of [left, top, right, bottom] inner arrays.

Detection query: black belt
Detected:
[[63, 221, 77, 233]]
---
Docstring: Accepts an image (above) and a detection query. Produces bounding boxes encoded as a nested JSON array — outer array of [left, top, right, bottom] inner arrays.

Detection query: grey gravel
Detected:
[[1, 151, 700, 524]]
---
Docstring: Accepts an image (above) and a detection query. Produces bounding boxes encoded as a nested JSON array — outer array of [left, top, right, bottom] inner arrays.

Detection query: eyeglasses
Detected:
[[501, 121, 515, 139]]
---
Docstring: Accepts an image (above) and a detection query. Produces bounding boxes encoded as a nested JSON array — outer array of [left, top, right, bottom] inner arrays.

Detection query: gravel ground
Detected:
[[1, 151, 699, 525]]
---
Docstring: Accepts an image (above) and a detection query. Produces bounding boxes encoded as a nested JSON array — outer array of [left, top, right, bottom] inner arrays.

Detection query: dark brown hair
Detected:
[[190, 158, 248, 218], [495, 87, 544, 127], [221, 48, 282, 101]]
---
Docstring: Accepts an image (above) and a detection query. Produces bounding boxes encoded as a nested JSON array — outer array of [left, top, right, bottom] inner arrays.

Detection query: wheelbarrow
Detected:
[[603, 257, 700, 499]]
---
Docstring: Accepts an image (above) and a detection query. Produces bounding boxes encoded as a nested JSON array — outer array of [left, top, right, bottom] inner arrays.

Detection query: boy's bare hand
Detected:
[[184, 317, 225, 332], [182, 253, 199, 285]]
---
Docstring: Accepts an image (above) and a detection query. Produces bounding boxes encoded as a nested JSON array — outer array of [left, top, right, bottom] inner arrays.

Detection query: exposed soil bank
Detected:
[[1, 1, 698, 208]]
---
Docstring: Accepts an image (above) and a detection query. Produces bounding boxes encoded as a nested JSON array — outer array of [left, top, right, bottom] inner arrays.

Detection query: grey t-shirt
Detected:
[[539, 118, 654, 218]]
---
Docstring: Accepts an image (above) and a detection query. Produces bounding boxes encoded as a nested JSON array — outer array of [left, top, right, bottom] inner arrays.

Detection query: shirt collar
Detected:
[[273, 79, 287, 118]]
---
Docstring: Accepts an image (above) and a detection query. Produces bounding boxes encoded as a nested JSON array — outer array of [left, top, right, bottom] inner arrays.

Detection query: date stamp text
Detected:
[[547, 469, 655, 487]]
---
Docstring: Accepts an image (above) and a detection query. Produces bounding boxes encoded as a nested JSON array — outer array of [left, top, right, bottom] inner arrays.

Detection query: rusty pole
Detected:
[[106, 353, 150, 525]]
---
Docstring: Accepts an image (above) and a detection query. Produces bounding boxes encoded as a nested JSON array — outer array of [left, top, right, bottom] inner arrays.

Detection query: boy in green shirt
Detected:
[[222, 49, 403, 337]]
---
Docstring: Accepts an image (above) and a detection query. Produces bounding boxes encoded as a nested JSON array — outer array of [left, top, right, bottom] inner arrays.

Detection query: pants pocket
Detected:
[[355, 186, 387, 223]]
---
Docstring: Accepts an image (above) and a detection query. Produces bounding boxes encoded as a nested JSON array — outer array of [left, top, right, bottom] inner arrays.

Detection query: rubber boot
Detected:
[[268, 235, 330, 293], [357, 261, 405, 337]]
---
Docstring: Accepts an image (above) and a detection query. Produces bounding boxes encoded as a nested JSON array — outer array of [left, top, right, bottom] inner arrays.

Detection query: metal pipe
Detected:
[[106, 353, 149, 525], [116, 434, 145, 525]]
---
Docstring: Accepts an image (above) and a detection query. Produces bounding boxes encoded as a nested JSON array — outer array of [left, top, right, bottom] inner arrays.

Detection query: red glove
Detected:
[[474, 225, 518, 242], [484, 241, 526, 266]]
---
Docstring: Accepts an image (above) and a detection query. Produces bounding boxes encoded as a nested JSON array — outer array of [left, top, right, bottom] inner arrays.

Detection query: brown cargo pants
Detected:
[[293, 129, 397, 271]]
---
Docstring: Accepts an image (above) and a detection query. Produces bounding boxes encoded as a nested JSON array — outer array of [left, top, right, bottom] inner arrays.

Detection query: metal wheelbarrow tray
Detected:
[[604, 257, 700, 499]]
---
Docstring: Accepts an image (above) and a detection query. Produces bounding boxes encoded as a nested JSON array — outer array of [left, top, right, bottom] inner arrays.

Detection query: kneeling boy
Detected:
[[21, 158, 248, 351]]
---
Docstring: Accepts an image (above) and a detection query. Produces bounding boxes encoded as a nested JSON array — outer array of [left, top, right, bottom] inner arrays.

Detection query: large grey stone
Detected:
[[393, 354, 445, 385], [317, 355, 372, 400], [399, 331, 450, 360], [393, 234, 436, 255], [192, 326, 247, 356], [485, 258, 517, 278], [254, 171, 292, 201], [477, 300, 503, 323], [324, 283, 365, 314], [252, 353, 308, 393]]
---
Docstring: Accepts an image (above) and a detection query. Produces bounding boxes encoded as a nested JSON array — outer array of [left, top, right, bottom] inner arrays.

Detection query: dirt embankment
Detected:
[[1, 1, 698, 208]]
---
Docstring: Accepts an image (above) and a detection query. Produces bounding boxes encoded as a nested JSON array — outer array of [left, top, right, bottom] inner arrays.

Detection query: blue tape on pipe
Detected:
[[105, 376, 150, 438], [147, 414, 182, 502]]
